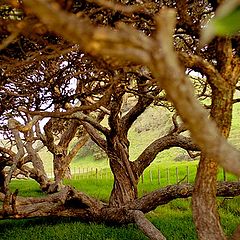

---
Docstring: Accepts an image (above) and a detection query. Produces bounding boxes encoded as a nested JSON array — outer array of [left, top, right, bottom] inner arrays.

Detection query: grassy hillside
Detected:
[[229, 103, 240, 148], [71, 102, 240, 173], [2, 103, 240, 240]]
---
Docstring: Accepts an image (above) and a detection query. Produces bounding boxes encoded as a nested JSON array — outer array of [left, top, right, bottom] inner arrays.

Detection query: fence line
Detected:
[[46, 164, 240, 185]]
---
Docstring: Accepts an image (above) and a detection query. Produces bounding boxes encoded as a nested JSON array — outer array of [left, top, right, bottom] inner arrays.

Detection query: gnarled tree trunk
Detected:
[[192, 38, 239, 240], [108, 138, 138, 207]]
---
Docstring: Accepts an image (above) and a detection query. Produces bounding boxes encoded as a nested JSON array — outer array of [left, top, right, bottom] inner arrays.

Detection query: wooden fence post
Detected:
[[176, 167, 178, 183], [158, 169, 160, 185], [186, 166, 189, 183], [167, 168, 170, 185], [149, 170, 153, 184], [223, 169, 227, 181]]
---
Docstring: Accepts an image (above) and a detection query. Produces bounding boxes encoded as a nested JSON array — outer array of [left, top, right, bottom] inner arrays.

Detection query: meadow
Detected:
[[1, 104, 240, 239], [1, 175, 240, 240]]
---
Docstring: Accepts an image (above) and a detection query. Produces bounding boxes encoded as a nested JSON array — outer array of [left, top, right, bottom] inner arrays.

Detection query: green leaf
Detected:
[[213, 6, 240, 36], [200, 1, 240, 46]]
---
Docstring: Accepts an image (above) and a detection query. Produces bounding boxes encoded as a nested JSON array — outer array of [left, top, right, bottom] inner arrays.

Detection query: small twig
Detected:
[[177, 175, 187, 185]]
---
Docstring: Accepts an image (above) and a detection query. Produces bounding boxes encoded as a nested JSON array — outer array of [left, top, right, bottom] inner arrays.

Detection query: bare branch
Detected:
[[130, 210, 166, 240], [134, 134, 199, 177]]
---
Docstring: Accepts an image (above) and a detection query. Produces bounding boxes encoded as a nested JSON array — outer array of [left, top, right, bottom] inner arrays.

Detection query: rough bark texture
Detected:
[[107, 92, 138, 206], [2, 1, 240, 239], [1, 181, 240, 220], [131, 210, 166, 240], [192, 38, 239, 240]]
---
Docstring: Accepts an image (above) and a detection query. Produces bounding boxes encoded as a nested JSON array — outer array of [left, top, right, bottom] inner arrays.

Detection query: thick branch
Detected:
[[134, 134, 199, 177], [178, 52, 228, 90], [0, 186, 104, 219], [82, 122, 107, 151], [58, 120, 80, 148], [127, 181, 240, 213], [4, 119, 25, 192], [131, 210, 166, 240], [121, 96, 153, 133], [72, 112, 109, 136]]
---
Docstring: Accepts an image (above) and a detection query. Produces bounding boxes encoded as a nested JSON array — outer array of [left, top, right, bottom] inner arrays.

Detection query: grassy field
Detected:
[[1, 178, 240, 240], [1, 103, 240, 239]]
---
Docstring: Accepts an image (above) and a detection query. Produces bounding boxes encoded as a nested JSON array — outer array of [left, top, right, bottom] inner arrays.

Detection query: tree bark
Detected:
[[108, 138, 137, 207], [192, 36, 239, 240], [131, 210, 166, 240], [1, 181, 240, 220]]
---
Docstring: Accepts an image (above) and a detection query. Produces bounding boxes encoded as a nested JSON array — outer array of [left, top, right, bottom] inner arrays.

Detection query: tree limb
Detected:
[[134, 134, 199, 177], [130, 210, 166, 240]]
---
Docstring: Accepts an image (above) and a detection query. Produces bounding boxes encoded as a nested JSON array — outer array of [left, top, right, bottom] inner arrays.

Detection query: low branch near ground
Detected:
[[1, 181, 240, 220], [127, 182, 240, 213], [0, 186, 104, 219]]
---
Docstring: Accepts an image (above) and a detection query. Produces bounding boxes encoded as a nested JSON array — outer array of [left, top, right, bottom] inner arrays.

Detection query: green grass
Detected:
[[67, 160, 239, 198], [3, 179, 240, 240], [2, 98, 240, 239], [9, 179, 47, 197], [0, 218, 147, 240]]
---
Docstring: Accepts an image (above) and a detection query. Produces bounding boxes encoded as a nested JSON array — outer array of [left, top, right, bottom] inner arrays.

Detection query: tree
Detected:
[[1, 0, 240, 239]]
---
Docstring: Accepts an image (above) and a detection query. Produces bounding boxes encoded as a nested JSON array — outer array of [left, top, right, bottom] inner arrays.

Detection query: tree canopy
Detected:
[[1, 1, 240, 239]]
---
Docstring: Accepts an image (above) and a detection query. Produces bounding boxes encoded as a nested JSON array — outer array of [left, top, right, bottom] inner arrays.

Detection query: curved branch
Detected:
[[82, 122, 107, 151], [127, 181, 240, 213], [121, 96, 153, 133], [134, 134, 199, 177], [73, 112, 109, 136], [178, 52, 227, 90]]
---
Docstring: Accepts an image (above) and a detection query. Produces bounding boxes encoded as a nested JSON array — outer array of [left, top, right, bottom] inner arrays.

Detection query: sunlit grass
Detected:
[[3, 179, 240, 240], [2, 99, 240, 240]]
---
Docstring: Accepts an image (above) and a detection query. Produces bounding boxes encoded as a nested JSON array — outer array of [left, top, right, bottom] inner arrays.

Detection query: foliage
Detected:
[[201, 0, 240, 44], [1, 0, 240, 239]]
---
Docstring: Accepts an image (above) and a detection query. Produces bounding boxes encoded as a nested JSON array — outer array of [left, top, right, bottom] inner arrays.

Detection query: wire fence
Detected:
[[46, 164, 240, 186]]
